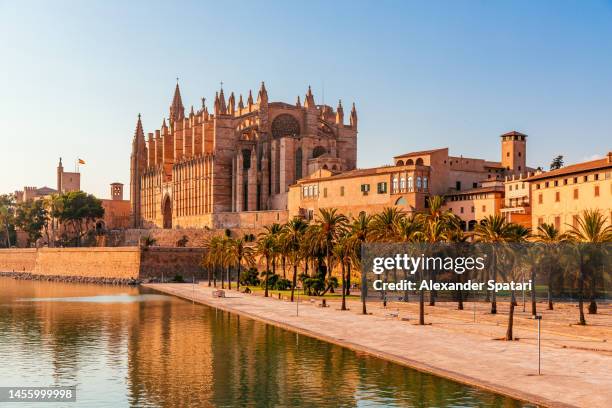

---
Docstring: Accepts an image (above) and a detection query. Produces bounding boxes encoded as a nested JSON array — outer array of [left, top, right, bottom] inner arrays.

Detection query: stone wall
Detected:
[[0, 248, 37, 273], [140, 247, 205, 279], [32, 248, 141, 279], [0, 247, 206, 282]]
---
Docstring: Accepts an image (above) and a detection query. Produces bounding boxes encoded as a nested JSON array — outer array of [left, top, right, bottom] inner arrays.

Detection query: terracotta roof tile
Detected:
[[394, 148, 447, 159], [527, 155, 612, 181]]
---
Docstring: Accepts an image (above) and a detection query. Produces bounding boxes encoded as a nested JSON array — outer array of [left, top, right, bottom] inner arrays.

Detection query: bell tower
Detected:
[[501, 131, 527, 175]]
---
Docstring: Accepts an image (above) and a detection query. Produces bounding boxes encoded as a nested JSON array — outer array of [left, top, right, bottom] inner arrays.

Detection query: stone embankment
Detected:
[[0, 271, 139, 285], [0, 247, 206, 283]]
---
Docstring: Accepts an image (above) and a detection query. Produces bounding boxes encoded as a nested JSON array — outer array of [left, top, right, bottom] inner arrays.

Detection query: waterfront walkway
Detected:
[[144, 283, 611, 408]]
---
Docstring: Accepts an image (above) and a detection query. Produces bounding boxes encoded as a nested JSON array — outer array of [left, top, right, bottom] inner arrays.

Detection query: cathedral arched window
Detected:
[[295, 147, 303, 180], [312, 146, 327, 158], [242, 149, 251, 170], [271, 114, 300, 138]]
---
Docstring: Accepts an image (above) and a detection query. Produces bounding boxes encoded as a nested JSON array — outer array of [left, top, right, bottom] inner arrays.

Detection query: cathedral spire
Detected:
[[169, 81, 185, 122], [350, 102, 358, 129], [305, 85, 315, 108], [238, 94, 244, 110], [296, 95, 301, 108], [219, 88, 227, 114], [247, 90, 254, 111], [336, 99, 344, 125], [257, 81, 268, 105], [134, 113, 145, 142], [228, 92, 236, 115]]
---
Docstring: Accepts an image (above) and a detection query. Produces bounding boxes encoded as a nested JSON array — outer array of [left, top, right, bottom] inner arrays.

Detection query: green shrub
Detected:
[[240, 267, 260, 286]]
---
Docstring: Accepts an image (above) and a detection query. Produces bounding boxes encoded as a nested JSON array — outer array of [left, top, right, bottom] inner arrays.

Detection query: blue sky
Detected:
[[1, 0, 611, 198]]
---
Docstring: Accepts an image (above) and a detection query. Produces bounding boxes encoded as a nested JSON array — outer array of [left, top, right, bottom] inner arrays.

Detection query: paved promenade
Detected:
[[144, 283, 611, 408]]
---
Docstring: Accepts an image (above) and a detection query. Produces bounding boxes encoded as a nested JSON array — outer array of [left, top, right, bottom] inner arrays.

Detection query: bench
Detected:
[[212, 290, 226, 298]]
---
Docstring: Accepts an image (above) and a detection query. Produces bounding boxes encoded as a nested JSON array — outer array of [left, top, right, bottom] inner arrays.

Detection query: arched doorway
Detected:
[[162, 196, 172, 229]]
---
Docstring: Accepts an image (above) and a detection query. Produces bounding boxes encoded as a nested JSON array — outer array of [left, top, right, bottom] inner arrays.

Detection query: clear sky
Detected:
[[1, 0, 611, 198]]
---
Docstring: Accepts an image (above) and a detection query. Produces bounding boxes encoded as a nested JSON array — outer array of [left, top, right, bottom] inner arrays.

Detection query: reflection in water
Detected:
[[0, 278, 531, 407]]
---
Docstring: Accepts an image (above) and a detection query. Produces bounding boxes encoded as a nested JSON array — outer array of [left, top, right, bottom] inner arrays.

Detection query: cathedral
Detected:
[[130, 82, 358, 229]]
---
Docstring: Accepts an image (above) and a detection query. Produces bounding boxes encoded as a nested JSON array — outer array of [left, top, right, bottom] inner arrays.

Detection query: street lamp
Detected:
[[534, 314, 542, 375], [296, 283, 303, 317]]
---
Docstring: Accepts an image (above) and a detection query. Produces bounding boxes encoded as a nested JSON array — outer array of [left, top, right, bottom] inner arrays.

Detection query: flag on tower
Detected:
[[78, 158, 86, 164]]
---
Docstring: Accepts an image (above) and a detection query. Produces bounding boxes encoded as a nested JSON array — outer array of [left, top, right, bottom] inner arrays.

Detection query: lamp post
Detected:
[[296, 283, 303, 317], [534, 314, 542, 375]]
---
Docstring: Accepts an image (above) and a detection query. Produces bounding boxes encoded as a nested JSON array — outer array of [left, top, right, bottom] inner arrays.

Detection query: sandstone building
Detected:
[[130, 82, 358, 229], [527, 153, 612, 233], [288, 131, 532, 230]]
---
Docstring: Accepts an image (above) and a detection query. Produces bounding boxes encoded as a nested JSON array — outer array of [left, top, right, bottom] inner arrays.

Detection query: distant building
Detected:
[[288, 132, 534, 229], [100, 183, 130, 230], [14, 158, 80, 203], [527, 153, 612, 233]]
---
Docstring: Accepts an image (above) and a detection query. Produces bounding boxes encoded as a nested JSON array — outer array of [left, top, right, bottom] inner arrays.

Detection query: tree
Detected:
[[0, 194, 16, 247], [51, 191, 104, 246], [15, 199, 48, 246], [282, 217, 308, 302], [549, 155, 564, 170], [256, 233, 277, 297], [313, 208, 348, 284], [473, 215, 520, 314], [534, 223, 568, 310], [567, 209, 612, 323], [347, 212, 373, 315], [226, 236, 255, 292]]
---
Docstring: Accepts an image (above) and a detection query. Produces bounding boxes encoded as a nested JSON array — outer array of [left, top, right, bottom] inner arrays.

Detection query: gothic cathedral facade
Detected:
[[130, 82, 358, 229]]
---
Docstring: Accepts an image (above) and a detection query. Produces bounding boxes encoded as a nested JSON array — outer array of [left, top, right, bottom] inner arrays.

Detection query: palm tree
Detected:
[[415, 196, 460, 307], [203, 236, 223, 287], [314, 208, 348, 283], [256, 232, 277, 297], [283, 217, 308, 302], [347, 212, 373, 315], [534, 223, 568, 310], [473, 214, 517, 314], [333, 235, 352, 311], [226, 237, 255, 292], [263, 223, 284, 279], [370, 207, 404, 242], [567, 209, 612, 323]]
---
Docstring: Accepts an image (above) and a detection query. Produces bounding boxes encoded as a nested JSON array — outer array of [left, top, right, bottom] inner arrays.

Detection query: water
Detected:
[[0, 278, 532, 407]]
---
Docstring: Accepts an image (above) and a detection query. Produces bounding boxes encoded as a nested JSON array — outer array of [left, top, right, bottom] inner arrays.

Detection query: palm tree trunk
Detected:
[[282, 256, 286, 279], [505, 290, 516, 340], [236, 258, 241, 292], [227, 266, 231, 290], [207, 265, 211, 287], [290, 263, 298, 302], [345, 262, 351, 296], [419, 289, 425, 325], [213, 265, 217, 287], [264, 256, 270, 298], [429, 268, 436, 306], [578, 253, 586, 325], [221, 264, 225, 289], [341, 261, 347, 311], [547, 268, 553, 310]]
